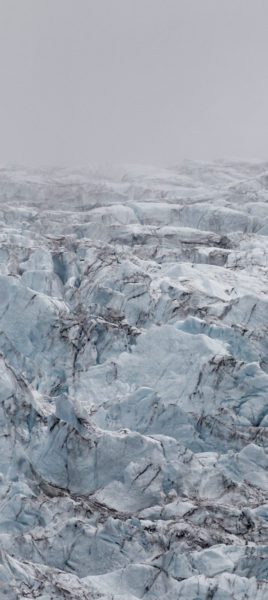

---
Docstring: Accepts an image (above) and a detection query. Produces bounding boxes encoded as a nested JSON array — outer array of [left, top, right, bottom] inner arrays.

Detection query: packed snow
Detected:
[[0, 161, 267, 599]]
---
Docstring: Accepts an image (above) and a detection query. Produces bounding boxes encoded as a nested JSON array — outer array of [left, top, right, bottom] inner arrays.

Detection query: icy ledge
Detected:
[[0, 160, 267, 599]]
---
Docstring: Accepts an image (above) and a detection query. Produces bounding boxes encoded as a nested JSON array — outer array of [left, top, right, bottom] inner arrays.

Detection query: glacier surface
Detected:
[[0, 161, 267, 598]]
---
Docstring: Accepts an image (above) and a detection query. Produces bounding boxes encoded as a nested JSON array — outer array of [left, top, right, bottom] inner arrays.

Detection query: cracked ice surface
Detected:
[[0, 160, 267, 599]]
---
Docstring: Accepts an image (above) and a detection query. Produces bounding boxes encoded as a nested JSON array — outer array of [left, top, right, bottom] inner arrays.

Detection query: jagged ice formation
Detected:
[[0, 161, 267, 599]]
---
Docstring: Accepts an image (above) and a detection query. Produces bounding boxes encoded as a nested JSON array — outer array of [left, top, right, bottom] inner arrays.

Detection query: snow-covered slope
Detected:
[[0, 161, 267, 599]]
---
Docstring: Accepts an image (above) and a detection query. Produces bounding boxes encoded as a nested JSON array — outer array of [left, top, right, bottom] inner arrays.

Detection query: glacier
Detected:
[[0, 160, 267, 599]]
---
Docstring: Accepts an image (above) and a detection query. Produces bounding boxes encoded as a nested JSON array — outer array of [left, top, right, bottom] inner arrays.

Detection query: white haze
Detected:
[[0, 0, 268, 167]]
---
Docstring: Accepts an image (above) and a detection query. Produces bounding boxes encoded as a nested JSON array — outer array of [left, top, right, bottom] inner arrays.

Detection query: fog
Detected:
[[0, 0, 267, 166]]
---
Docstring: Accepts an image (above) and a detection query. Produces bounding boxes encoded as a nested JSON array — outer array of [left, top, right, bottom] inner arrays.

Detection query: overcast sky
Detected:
[[0, 0, 268, 167]]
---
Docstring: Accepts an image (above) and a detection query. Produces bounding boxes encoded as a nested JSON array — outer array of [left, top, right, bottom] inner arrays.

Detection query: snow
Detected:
[[0, 161, 267, 598]]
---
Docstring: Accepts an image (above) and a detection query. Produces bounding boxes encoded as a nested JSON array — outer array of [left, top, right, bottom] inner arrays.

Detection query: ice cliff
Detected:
[[0, 161, 267, 599]]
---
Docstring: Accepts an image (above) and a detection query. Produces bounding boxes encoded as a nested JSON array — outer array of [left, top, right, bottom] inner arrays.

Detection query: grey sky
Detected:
[[0, 0, 268, 167]]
